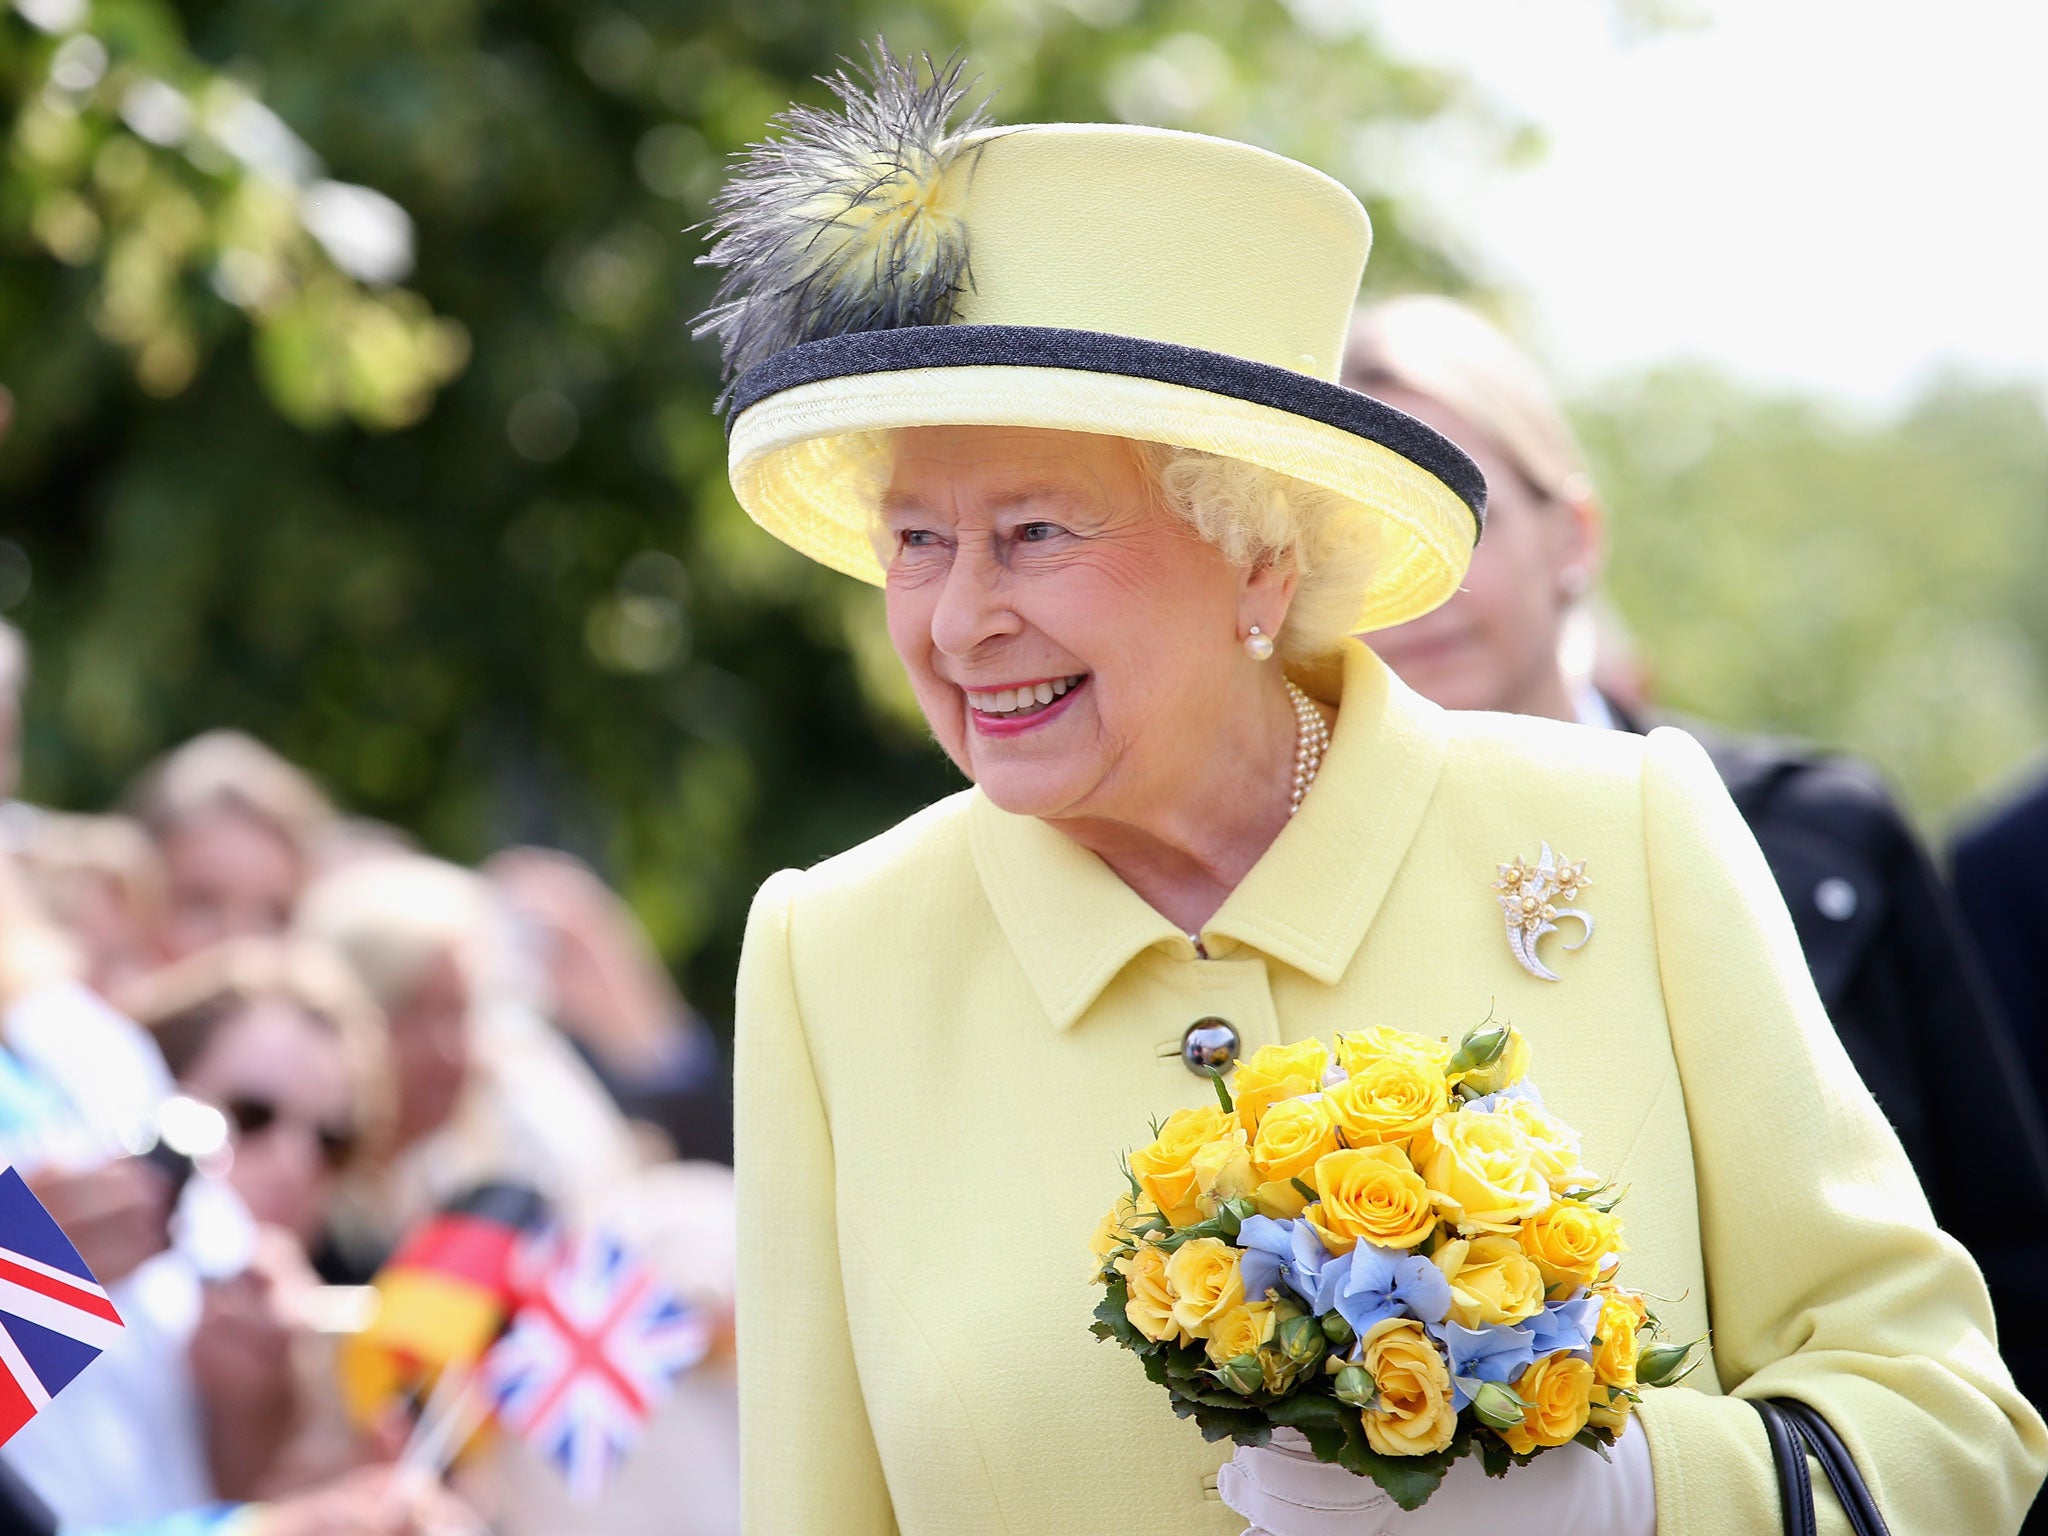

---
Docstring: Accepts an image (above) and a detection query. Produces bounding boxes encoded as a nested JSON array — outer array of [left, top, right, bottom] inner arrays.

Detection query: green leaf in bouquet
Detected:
[[1117, 1149, 1143, 1204], [1332, 1432, 1455, 1512], [1206, 1066, 1235, 1114], [1476, 1429, 1518, 1479], [1290, 1176, 1319, 1206], [1168, 1392, 1272, 1445], [1561, 1178, 1631, 1213], [1572, 1426, 1616, 1462], [1266, 1391, 1349, 1464], [1090, 1278, 1151, 1352]]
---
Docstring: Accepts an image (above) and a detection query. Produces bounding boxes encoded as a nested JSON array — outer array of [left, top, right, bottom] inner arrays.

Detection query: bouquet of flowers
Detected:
[[1089, 1022, 1700, 1510]]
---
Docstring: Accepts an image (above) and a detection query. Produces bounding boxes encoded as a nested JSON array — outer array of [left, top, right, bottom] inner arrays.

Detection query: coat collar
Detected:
[[966, 641, 1449, 1030]]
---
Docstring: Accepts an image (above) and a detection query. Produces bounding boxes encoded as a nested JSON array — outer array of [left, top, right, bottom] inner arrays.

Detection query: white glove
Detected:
[[1218, 1424, 1656, 1536]]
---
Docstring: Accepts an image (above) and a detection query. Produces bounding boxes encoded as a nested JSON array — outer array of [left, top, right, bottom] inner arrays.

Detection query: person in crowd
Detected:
[[120, 941, 394, 1501], [484, 845, 731, 1162], [294, 854, 641, 1275], [1955, 769, 2048, 1104], [127, 732, 337, 961], [1342, 292, 2048, 1416], [135, 940, 388, 1251], [16, 811, 169, 1002], [712, 66, 2041, 1534]]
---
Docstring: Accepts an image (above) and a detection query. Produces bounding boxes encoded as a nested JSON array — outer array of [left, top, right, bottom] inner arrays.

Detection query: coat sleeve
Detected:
[[1631, 727, 2048, 1536], [735, 871, 897, 1535]]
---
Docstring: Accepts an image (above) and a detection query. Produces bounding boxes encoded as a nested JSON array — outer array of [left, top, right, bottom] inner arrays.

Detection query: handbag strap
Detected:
[[1753, 1397, 1893, 1536]]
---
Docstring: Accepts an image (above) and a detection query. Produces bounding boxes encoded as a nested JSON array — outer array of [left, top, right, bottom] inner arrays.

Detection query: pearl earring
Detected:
[[1244, 625, 1275, 662]]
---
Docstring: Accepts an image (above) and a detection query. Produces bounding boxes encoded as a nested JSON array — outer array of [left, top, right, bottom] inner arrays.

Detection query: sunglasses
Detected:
[[223, 1095, 359, 1171]]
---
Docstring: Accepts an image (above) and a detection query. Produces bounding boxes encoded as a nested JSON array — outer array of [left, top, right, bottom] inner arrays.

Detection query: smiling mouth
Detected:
[[964, 673, 1087, 720]]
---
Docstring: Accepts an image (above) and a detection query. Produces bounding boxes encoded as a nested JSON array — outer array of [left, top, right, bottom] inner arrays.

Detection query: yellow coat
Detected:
[[735, 641, 2045, 1535]]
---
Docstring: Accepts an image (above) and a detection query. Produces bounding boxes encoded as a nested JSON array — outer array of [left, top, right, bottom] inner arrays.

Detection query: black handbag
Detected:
[[1753, 1397, 1892, 1536]]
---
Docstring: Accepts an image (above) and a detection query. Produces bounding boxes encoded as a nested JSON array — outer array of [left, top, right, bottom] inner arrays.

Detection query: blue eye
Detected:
[[1018, 522, 1063, 542], [898, 528, 941, 549]]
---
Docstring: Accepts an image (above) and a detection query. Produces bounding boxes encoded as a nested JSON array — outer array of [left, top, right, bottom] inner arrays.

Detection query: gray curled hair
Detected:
[[860, 432, 1375, 663], [1137, 444, 1376, 664]]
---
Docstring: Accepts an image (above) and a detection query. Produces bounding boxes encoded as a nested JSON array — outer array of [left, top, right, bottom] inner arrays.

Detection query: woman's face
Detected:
[[158, 807, 303, 961], [1363, 384, 1601, 720], [385, 945, 470, 1147], [881, 426, 1264, 822], [180, 999, 356, 1246]]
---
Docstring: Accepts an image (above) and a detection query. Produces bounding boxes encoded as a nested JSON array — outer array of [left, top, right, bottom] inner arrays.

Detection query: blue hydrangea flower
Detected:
[[1315, 1242, 1453, 1338], [1237, 1215, 1335, 1306], [1428, 1318, 1541, 1409], [1527, 1292, 1604, 1358]]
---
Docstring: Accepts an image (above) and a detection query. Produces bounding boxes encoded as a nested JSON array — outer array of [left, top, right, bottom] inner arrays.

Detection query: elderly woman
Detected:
[[713, 58, 2045, 1536]]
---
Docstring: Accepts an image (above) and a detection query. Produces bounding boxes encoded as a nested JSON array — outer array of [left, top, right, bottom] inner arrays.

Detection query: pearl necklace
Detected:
[[1287, 679, 1331, 816]]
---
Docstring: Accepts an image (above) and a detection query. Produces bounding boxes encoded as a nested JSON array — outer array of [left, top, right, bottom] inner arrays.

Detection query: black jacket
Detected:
[[1953, 769, 2048, 1110], [1620, 708, 2048, 1418]]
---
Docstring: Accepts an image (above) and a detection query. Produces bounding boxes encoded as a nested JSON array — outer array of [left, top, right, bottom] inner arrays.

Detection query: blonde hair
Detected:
[[127, 730, 336, 866], [16, 812, 166, 934], [125, 937, 394, 1160], [293, 854, 495, 1015], [860, 432, 1377, 663], [1344, 296, 1589, 504], [0, 855, 79, 1009]]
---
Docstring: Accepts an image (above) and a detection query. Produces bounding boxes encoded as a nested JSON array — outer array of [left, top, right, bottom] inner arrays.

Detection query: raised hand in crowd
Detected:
[[483, 846, 696, 1077], [189, 1258, 299, 1499], [22, 1156, 172, 1285], [246, 1467, 481, 1536]]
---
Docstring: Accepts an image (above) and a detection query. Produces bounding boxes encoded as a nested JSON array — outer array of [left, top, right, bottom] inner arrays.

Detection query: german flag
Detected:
[[339, 1182, 551, 1429]]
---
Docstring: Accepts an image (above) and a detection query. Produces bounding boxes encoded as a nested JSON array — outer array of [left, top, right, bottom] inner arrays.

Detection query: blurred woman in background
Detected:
[[1345, 293, 2048, 1413], [127, 730, 337, 961], [294, 854, 640, 1275], [16, 810, 170, 1002]]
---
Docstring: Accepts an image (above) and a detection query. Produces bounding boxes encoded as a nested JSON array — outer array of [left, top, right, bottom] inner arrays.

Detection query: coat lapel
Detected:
[[968, 641, 1449, 1029]]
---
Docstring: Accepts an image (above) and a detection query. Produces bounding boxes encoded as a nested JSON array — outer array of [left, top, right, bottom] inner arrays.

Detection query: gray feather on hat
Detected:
[[693, 46, 993, 406]]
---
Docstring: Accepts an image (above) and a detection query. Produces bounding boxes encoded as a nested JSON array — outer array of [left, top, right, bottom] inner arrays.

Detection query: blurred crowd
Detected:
[[0, 615, 740, 1536]]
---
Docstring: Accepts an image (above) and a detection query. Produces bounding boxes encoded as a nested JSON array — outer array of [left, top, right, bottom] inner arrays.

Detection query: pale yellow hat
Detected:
[[699, 53, 1485, 632]]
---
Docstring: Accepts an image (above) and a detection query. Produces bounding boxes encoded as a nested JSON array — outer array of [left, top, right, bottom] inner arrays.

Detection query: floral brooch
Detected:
[[1494, 844, 1593, 982]]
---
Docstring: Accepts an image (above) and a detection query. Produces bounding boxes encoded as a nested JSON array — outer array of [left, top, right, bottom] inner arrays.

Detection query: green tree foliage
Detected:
[[1582, 368, 2048, 833], [2, 0, 1490, 1020]]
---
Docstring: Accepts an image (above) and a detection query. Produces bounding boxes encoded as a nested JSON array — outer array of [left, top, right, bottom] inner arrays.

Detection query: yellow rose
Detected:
[[1326, 1053, 1448, 1149], [1506, 1099, 1594, 1194], [1232, 1040, 1331, 1136], [1432, 1234, 1546, 1328], [1130, 1106, 1245, 1226], [1250, 1178, 1315, 1221], [1304, 1146, 1437, 1255], [1420, 1110, 1551, 1235], [1332, 1024, 1452, 1077], [1190, 1134, 1258, 1219], [1448, 1024, 1533, 1097], [1089, 1191, 1155, 1274], [1355, 1319, 1458, 1457], [1251, 1096, 1340, 1185], [1116, 1243, 1183, 1344], [1591, 1291, 1642, 1390], [1518, 1200, 1624, 1293], [1204, 1301, 1277, 1367], [1164, 1238, 1245, 1340], [1587, 1384, 1633, 1436], [1499, 1351, 1596, 1455]]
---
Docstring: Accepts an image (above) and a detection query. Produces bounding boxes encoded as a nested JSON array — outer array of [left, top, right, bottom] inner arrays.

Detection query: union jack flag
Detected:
[[482, 1229, 708, 1501], [0, 1165, 124, 1445]]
